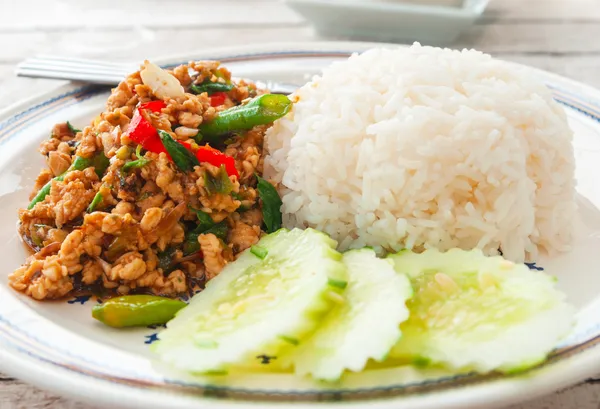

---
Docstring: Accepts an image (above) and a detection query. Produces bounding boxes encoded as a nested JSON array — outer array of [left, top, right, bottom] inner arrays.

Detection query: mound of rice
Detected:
[[264, 44, 576, 262]]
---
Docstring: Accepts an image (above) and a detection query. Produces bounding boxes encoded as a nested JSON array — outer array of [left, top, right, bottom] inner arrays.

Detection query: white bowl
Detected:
[[285, 0, 489, 44]]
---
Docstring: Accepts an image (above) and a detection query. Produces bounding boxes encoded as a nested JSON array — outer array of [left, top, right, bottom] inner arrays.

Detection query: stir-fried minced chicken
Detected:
[[10, 60, 275, 300]]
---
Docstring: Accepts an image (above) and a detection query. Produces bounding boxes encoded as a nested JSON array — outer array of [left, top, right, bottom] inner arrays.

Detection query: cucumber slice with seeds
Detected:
[[284, 249, 412, 381], [388, 248, 575, 373], [153, 228, 346, 373]]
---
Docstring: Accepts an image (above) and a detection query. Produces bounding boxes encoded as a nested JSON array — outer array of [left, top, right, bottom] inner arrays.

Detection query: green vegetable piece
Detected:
[[122, 158, 151, 172], [87, 191, 103, 213], [135, 144, 144, 159], [256, 175, 282, 233], [183, 221, 228, 256], [158, 130, 200, 172], [153, 228, 346, 373], [190, 80, 233, 95], [91, 152, 110, 178], [197, 94, 291, 142], [158, 247, 178, 273], [188, 206, 214, 230], [182, 233, 201, 256], [205, 165, 233, 195], [66, 121, 81, 134], [203, 222, 228, 241], [284, 249, 412, 381], [278, 335, 299, 346], [250, 245, 268, 259], [92, 295, 187, 328], [327, 277, 348, 290], [27, 152, 108, 210], [196, 339, 219, 349], [387, 248, 575, 373]]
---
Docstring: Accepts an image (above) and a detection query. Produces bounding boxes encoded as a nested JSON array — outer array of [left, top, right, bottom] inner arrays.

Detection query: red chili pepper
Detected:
[[195, 145, 239, 178], [140, 100, 166, 113], [127, 101, 167, 154], [209, 92, 227, 107]]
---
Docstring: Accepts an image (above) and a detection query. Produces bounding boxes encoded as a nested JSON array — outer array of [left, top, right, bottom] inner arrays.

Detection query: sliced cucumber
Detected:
[[284, 249, 412, 381], [388, 248, 575, 373], [153, 228, 346, 373]]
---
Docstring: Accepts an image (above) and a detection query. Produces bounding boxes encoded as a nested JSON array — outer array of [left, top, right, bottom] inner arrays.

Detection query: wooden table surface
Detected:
[[1, 0, 600, 407]]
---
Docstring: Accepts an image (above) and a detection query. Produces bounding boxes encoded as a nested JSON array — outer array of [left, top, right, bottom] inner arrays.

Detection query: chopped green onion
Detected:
[[250, 245, 268, 259], [278, 335, 299, 346], [87, 191, 103, 213], [195, 339, 219, 349], [327, 278, 348, 290]]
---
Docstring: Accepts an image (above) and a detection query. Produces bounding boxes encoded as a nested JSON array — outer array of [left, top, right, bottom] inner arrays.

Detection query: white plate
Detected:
[[284, 0, 488, 44], [1, 42, 600, 409]]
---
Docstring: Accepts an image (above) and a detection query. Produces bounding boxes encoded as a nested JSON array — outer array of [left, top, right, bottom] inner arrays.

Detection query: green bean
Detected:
[[92, 295, 186, 328], [197, 94, 291, 142], [27, 153, 109, 210], [158, 130, 199, 172]]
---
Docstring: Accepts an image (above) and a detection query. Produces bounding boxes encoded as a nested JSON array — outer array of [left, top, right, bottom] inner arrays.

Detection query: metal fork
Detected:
[[15, 56, 298, 94]]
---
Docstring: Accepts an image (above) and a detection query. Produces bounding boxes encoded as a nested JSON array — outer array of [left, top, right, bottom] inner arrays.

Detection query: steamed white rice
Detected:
[[264, 44, 576, 262]]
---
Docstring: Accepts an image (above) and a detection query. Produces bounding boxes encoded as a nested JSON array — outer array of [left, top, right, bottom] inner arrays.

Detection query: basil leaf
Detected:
[[188, 206, 214, 231], [158, 247, 178, 273], [91, 152, 110, 178], [203, 222, 229, 241], [190, 80, 233, 95], [66, 121, 81, 134], [183, 221, 228, 256], [205, 165, 233, 195], [158, 130, 199, 172], [256, 175, 282, 233]]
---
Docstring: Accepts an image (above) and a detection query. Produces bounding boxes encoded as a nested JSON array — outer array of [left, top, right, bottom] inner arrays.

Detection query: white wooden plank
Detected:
[[484, 0, 600, 20], [0, 378, 600, 409], [455, 22, 600, 53], [0, 0, 304, 30], [0, 379, 94, 409], [0, 26, 315, 63]]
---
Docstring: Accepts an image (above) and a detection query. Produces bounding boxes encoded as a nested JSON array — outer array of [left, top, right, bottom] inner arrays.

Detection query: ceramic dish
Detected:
[[1, 42, 600, 409], [284, 0, 488, 44]]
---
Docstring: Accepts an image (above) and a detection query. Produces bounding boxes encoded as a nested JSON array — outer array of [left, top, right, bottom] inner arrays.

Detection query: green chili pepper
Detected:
[[190, 80, 233, 95], [27, 152, 109, 210], [158, 130, 199, 172], [87, 191, 103, 213], [92, 295, 187, 328], [256, 175, 282, 233], [66, 121, 81, 134], [197, 94, 291, 142]]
